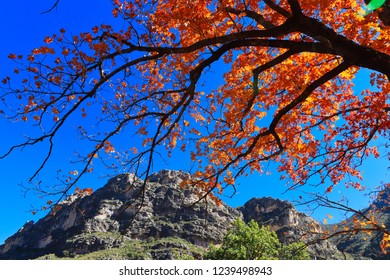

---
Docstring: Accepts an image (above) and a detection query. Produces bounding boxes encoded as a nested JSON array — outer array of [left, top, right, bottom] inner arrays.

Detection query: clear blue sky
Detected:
[[0, 0, 388, 244]]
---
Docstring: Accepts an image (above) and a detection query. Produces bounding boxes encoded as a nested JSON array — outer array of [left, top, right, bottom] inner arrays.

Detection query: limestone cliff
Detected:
[[0, 169, 362, 260], [239, 198, 343, 259], [0, 170, 240, 259]]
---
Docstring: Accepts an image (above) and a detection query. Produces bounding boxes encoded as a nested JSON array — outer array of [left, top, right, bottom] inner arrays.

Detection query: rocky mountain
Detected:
[[0, 170, 241, 260], [0, 170, 385, 260], [239, 198, 342, 259], [329, 187, 390, 260]]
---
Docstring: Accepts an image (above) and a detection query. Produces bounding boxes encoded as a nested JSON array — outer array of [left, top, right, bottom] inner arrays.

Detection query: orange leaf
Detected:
[[44, 36, 53, 44], [83, 188, 93, 195]]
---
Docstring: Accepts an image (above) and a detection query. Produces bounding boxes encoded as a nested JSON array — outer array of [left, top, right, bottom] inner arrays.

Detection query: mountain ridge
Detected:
[[0, 170, 387, 259]]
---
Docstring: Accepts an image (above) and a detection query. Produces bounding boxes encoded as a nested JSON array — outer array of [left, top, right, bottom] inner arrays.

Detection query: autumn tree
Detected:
[[1, 0, 389, 251]]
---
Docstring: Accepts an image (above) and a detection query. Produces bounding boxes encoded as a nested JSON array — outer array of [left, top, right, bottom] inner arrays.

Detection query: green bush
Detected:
[[204, 219, 309, 260]]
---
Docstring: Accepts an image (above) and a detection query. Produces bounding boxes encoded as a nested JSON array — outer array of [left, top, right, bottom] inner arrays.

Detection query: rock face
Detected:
[[0, 169, 373, 260], [0, 170, 241, 260], [239, 198, 342, 260], [331, 187, 390, 260]]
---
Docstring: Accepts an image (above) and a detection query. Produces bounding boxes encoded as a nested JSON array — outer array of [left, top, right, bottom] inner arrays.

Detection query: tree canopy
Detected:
[[0, 0, 389, 251], [205, 219, 310, 260]]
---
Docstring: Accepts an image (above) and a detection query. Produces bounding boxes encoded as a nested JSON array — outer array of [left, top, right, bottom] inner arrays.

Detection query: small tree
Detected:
[[204, 219, 309, 260]]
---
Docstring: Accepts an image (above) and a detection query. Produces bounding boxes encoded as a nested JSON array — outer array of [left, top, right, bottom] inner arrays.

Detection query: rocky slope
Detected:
[[239, 198, 342, 259], [0, 170, 240, 260], [0, 169, 382, 260], [329, 187, 390, 260]]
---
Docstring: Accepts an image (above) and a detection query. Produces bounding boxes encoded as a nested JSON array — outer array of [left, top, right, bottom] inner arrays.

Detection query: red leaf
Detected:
[[326, 186, 333, 193]]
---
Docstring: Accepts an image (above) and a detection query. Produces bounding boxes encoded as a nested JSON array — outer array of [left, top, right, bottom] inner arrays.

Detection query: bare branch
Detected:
[[41, 0, 60, 14]]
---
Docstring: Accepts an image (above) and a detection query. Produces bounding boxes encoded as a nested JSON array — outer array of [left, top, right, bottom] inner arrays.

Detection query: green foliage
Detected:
[[278, 241, 310, 260], [204, 219, 309, 260], [37, 236, 204, 260]]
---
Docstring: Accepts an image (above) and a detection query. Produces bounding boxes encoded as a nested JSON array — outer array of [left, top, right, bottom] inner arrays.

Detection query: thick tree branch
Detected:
[[264, 0, 291, 17], [295, 15, 390, 77], [287, 0, 303, 15], [269, 61, 351, 132]]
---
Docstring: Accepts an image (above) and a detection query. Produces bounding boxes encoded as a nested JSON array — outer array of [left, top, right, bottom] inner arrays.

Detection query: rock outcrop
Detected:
[[330, 187, 390, 260], [1, 169, 378, 260], [0, 170, 241, 259], [239, 198, 343, 259]]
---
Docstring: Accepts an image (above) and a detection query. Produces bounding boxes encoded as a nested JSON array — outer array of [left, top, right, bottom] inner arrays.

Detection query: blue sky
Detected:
[[0, 0, 388, 244]]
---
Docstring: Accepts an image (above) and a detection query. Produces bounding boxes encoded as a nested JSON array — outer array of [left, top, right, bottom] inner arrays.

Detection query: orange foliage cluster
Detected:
[[75, 187, 93, 197], [381, 233, 390, 254]]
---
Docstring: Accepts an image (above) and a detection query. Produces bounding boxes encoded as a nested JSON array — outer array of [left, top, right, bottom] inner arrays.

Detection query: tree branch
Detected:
[[41, 0, 60, 14]]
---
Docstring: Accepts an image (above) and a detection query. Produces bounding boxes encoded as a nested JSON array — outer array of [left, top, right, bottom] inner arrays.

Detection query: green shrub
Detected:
[[204, 219, 309, 260]]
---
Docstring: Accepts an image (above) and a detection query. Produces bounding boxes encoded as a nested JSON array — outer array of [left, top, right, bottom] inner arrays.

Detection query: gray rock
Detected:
[[239, 197, 343, 259], [2, 169, 371, 260], [329, 187, 390, 260], [0, 170, 240, 259]]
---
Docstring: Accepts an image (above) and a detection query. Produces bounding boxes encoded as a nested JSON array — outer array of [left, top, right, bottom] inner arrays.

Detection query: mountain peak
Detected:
[[147, 169, 191, 186], [0, 170, 238, 259], [1, 170, 386, 260]]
